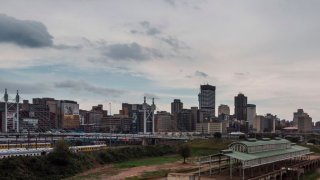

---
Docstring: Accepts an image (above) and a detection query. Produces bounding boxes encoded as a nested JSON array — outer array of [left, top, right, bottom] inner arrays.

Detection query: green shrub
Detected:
[[0, 144, 176, 180]]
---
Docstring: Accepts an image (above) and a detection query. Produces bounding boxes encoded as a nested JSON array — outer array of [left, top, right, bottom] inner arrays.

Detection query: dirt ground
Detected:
[[69, 161, 195, 180]]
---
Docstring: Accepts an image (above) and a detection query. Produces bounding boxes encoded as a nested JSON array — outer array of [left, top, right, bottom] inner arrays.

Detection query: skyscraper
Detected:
[[234, 93, 247, 121], [198, 84, 216, 118], [177, 109, 193, 132], [218, 104, 230, 115], [171, 99, 183, 115], [246, 104, 256, 129], [293, 109, 312, 133]]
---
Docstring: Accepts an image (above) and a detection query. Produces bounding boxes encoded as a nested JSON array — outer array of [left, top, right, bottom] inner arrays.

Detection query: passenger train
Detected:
[[0, 143, 52, 149], [0, 144, 107, 159]]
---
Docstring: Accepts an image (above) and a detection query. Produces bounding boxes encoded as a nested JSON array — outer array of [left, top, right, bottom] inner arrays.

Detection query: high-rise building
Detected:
[[198, 84, 216, 120], [177, 109, 193, 132], [190, 107, 198, 131], [246, 104, 256, 129], [234, 93, 247, 121], [86, 104, 108, 130], [253, 114, 276, 133], [293, 109, 312, 133], [29, 103, 55, 131], [120, 103, 143, 133], [30, 98, 56, 131], [59, 100, 80, 129], [155, 111, 173, 132], [120, 101, 155, 134], [100, 114, 132, 133], [218, 104, 230, 115], [171, 99, 183, 115]]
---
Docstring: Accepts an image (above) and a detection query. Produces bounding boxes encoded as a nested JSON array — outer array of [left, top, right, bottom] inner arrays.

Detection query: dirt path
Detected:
[[70, 161, 195, 180]]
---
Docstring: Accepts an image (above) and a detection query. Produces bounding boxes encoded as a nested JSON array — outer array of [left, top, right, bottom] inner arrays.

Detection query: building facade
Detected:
[[218, 104, 230, 115], [253, 114, 276, 133], [293, 109, 312, 133], [196, 121, 226, 134], [171, 99, 183, 115], [177, 109, 193, 132], [246, 104, 256, 129], [198, 84, 216, 118], [155, 111, 173, 132], [234, 93, 247, 121]]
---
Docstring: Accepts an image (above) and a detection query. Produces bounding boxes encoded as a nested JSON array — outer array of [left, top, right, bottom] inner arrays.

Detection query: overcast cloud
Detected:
[[0, 14, 53, 48], [0, 0, 319, 121], [55, 80, 125, 97]]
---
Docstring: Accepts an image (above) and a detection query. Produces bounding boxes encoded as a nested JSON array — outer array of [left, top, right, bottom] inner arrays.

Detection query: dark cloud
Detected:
[[160, 36, 188, 51], [0, 14, 53, 48], [55, 80, 125, 97], [163, 0, 176, 7], [144, 93, 160, 100], [146, 27, 161, 36], [194, 71, 208, 78], [0, 78, 50, 94], [103, 42, 163, 61], [140, 21, 151, 28], [185, 71, 208, 79], [130, 21, 161, 36], [130, 30, 139, 34], [140, 21, 161, 36], [130, 21, 188, 52], [52, 44, 82, 50]]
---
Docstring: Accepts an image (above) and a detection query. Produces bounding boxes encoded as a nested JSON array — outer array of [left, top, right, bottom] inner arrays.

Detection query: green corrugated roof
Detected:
[[230, 139, 290, 147], [224, 145, 309, 161]]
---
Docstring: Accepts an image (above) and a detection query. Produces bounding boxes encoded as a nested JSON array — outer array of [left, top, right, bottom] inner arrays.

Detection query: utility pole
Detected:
[[151, 98, 156, 134], [16, 90, 20, 133], [4, 89, 8, 133], [143, 96, 147, 134]]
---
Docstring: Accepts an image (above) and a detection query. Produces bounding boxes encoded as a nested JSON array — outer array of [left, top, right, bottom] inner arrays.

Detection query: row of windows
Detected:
[[0, 143, 51, 149], [72, 145, 108, 152], [0, 153, 42, 159]]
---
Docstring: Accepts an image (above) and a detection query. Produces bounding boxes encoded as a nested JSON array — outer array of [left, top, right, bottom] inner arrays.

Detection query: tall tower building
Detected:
[[218, 104, 230, 115], [198, 84, 216, 118], [234, 93, 247, 121], [293, 109, 312, 133], [171, 99, 183, 115], [246, 104, 256, 128]]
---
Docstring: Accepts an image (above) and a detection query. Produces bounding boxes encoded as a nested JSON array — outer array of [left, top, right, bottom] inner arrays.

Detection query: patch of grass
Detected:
[[301, 144, 320, 155], [305, 170, 320, 180], [186, 139, 231, 156], [114, 155, 181, 168]]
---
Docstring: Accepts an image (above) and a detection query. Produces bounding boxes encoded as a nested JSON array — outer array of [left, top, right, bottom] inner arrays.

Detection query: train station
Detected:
[[169, 138, 320, 180]]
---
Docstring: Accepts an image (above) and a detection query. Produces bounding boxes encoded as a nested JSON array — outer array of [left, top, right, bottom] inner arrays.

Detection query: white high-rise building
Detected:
[[247, 104, 256, 128]]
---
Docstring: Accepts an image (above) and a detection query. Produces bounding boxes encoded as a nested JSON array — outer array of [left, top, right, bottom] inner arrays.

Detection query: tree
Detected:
[[178, 145, 191, 164], [214, 132, 222, 139], [48, 140, 72, 166]]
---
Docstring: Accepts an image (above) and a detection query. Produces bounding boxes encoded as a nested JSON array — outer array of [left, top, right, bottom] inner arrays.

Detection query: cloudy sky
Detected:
[[0, 0, 319, 121]]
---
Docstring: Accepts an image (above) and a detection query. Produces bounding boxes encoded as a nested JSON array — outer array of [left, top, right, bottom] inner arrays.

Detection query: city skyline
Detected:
[[1, 0, 319, 121]]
